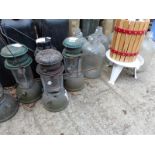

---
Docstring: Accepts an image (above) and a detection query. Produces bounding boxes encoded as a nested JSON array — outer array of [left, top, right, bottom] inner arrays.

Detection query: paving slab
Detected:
[[0, 56, 155, 134]]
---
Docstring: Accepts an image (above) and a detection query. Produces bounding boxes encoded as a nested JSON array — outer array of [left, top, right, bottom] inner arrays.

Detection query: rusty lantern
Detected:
[[35, 48, 69, 112], [35, 37, 54, 55]]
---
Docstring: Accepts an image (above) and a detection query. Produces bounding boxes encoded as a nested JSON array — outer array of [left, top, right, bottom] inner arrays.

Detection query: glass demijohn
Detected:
[[139, 31, 155, 71], [82, 35, 105, 79], [93, 26, 109, 51]]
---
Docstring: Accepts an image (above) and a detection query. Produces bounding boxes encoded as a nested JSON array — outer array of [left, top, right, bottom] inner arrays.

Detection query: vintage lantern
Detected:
[[0, 83, 19, 123], [35, 37, 53, 55], [0, 43, 42, 104], [62, 37, 84, 91], [35, 49, 69, 112]]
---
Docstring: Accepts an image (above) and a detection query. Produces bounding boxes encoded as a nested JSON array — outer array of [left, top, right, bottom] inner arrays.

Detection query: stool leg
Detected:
[[107, 61, 113, 67], [105, 57, 113, 67], [134, 68, 137, 79], [108, 65, 123, 85]]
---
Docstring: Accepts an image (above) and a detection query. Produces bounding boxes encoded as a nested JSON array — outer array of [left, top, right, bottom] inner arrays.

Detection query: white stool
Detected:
[[106, 50, 144, 85]]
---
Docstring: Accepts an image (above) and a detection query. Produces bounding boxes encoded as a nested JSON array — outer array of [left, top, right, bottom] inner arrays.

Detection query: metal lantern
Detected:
[[62, 37, 84, 91], [35, 37, 53, 56], [0, 83, 19, 123], [35, 49, 69, 112], [0, 43, 42, 104]]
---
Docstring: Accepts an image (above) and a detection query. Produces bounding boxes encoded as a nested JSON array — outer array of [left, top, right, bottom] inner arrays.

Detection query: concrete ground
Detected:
[[0, 57, 155, 135]]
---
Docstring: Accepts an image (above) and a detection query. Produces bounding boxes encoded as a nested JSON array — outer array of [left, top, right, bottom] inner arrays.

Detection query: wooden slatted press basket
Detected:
[[110, 19, 150, 62]]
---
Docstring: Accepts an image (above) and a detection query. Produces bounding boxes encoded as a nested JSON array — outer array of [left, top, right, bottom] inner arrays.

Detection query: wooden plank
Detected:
[[131, 21, 146, 61], [122, 21, 135, 62], [110, 19, 121, 58], [110, 19, 150, 62], [125, 21, 140, 62], [102, 19, 114, 36], [133, 20, 150, 60], [112, 19, 124, 60], [69, 19, 80, 36], [117, 20, 129, 61]]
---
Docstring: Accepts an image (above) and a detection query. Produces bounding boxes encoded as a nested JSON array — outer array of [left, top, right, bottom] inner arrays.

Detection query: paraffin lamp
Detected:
[[62, 37, 84, 91], [35, 49, 69, 112], [35, 37, 53, 55], [0, 83, 19, 123], [0, 43, 42, 104]]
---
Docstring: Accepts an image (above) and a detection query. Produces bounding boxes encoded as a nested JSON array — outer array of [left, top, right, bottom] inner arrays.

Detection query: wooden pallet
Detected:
[[110, 19, 150, 62]]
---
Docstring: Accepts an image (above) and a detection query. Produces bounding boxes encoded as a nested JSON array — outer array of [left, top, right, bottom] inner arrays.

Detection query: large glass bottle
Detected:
[[82, 36, 105, 79], [139, 31, 155, 72], [73, 28, 87, 45], [93, 26, 109, 51]]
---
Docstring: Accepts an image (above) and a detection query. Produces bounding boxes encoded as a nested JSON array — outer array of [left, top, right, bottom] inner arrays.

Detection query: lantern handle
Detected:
[[0, 26, 28, 68], [0, 24, 35, 52], [0, 28, 16, 58], [2, 25, 36, 42]]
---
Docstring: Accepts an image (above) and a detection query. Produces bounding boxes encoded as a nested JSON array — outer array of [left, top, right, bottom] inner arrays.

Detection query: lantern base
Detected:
[[42, 89, 69, 112], [16, 79, 42, 104], [64, 76, 84, 92], [0, 94, 19, 123]]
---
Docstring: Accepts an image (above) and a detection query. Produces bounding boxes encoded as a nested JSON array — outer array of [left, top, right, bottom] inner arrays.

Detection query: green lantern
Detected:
[[62, 37, 84, 91], [0, 83, 19, 123], [1, 43, 42, 104]]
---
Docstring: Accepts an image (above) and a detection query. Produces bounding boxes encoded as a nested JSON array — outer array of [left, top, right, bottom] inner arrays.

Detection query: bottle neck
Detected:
[[89, 36, 100, 45], [95, 26, 103, 35], [73, 28, 83, 38]]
